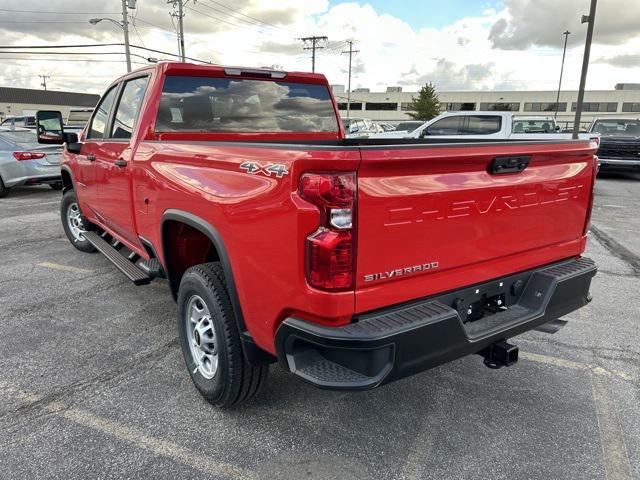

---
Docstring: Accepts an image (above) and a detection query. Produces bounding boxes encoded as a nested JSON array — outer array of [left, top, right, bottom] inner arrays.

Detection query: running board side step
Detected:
[[83, 231, 152, 285]]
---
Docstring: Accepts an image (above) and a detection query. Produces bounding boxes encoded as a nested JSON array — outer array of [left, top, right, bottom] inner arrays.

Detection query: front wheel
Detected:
[[177, 262, 268, 408], [61, 190, 95, 253]]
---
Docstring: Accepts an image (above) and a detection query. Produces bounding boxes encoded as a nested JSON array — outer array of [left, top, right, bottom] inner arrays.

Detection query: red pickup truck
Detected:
[[36, 62, 598, 407]]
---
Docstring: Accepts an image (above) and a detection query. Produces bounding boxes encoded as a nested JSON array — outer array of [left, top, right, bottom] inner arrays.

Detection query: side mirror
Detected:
[[36, 110, 65, 144], [420, 128, 430, 137]]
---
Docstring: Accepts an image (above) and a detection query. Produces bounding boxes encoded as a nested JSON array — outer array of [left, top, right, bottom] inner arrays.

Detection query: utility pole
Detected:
[[39, 75, 50, 91], [341, 41, 359, 119], [573, 0, 597, 139], [554, 30, 570, 119], [169, 1, 187, 62], [300, 36, 328, 72], [121, 0, 132, 73]]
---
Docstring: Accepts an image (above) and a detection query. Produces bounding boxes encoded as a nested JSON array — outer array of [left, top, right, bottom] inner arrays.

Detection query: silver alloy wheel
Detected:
[[186, 294, 218, 379], [67, 202, 87, 242]]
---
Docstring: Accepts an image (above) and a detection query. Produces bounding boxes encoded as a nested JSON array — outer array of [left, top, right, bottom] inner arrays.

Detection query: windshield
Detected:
[[513, 120, 556, 133], [591, 119, 640, 136], [157, 76, 339, 133]]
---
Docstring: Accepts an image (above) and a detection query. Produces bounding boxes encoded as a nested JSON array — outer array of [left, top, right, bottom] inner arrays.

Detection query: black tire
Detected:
[[50, 182, 63, 190], [60, 189, 96, 253], [177, 262, 268, 408], [0, 177, 8, 198]]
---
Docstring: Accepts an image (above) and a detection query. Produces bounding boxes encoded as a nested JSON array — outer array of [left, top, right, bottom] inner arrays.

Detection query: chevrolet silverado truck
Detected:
[[36, 62, 598, 407]]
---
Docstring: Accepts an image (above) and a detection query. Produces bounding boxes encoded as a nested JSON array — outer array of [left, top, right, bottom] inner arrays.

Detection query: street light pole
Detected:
[[554, 30, 570, 119], [572, 0, 597, 139], [121, 0, 132, 72]]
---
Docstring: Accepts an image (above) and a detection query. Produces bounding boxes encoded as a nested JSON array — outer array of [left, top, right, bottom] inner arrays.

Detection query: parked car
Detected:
[[589, 118, 640, 172], [372, 111, 597, 141], [36, 62, 597, 407], [0, 116, 36, 129], [343, 117, 382, 137], [513, 116, 559, 133], [0, 129, 63, 197]]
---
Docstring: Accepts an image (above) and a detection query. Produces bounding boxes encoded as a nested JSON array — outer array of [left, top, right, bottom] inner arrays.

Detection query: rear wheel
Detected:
[[61, 190, 95, 253], [0, 177, 8, 198], [177, 262, 268, 408], [50, 182, 63, 190]]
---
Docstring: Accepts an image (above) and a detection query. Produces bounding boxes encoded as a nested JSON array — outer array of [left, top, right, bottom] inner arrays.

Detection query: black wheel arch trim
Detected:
[[160, 209, 276, 366], [60, 165, 74, 192]]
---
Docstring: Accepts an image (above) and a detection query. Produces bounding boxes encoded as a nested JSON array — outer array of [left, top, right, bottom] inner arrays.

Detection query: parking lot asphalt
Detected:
[[0, 173, 639, 480]]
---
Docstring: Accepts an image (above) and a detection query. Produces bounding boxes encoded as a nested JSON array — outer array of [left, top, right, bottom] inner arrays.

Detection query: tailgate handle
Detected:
[[489, 155, 531, 174]]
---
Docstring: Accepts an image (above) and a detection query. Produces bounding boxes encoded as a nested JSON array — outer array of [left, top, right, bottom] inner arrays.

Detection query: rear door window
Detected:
[[110, 77, 149, 139], [156, 76, 339, 133], [462, 115, 502, 134], [88, 86, 119, 139], [426, 116, 463, 135]]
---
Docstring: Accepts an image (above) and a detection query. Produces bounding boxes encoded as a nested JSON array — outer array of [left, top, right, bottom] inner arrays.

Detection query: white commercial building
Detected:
[[333, 84, 640, 129]]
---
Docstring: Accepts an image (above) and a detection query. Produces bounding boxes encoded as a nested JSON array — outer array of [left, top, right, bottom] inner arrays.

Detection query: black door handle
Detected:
[[114, 159, 128, 167], [86, 153, 96, 162], [489, 155, 531, 174]]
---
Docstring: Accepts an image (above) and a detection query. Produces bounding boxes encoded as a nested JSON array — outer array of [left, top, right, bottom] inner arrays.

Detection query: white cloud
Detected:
[[0, 0, 639, 98]]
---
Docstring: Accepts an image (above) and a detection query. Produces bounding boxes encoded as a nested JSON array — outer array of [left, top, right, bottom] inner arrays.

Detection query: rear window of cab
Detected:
[[156, 76, 339, 133]]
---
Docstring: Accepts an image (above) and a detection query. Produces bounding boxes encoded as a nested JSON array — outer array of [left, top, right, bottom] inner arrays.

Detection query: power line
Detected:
[[0, 43, 125, 49], [0, 50, 155, 62], [0, 57, 148, 65], [0, 20, 93, 24], [300, 36, 327, 72], [0, 8, 119, 14], [0, 43, 213, 64], [198, 0, 298, 35], [185, 4, 265, 31]]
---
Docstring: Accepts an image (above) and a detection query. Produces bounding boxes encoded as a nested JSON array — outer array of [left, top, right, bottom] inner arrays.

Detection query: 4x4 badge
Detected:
[[239, 161, 289, 178]]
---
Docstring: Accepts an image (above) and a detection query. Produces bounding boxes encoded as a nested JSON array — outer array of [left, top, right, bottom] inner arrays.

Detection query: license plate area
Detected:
[[465, 293, 507, 323], [431, 270, 533, 324]]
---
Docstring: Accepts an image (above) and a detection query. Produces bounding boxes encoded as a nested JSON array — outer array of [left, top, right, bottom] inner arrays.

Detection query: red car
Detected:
[[36, 62, 598, 407]]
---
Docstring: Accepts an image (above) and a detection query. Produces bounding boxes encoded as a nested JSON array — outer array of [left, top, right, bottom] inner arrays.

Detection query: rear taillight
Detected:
[[299, 172, 356, 291], [13, 152, 46, 161]]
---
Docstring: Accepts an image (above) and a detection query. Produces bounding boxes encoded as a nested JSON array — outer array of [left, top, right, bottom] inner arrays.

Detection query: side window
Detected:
[[463, 115, 502, 135], [426, 116, 463, 135], [88, 86, 118, 139], [110, 77, 149, 139]]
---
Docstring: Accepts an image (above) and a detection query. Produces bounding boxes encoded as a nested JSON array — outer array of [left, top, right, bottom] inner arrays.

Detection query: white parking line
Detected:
[[519, 351, 633, 381], [590, 374, 633, 480], [401, 351, 634, 479], [4, 200, 60, 209], [37, 262, 93, 274], [0, 381, 253, 480]]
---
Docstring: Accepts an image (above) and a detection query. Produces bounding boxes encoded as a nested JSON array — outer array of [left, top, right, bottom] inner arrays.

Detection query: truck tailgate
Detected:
[[355, 141, 597, 313]]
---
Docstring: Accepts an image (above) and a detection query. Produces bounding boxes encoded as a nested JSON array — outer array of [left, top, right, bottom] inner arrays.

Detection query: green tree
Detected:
[[407, 83, 440, 121]]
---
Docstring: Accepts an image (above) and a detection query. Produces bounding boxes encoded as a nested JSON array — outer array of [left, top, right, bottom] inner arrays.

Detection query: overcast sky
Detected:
[[0, 0, 638, 95]]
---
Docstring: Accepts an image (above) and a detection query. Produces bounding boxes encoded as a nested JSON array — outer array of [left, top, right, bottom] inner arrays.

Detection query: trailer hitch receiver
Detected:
[[478, 340, 518, 369]]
